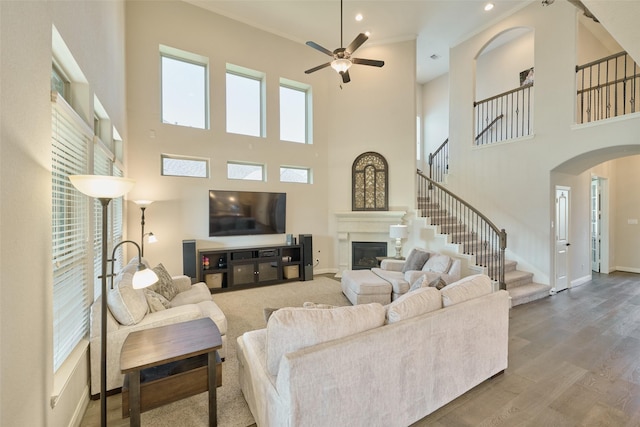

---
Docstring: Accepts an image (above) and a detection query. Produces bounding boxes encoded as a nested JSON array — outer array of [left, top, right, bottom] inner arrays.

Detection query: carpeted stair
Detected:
[[418, 197, 550, 307]]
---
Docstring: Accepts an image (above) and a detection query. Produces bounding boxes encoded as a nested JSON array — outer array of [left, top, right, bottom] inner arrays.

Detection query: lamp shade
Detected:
[[132, 267, 159, 289], [147, 232, 158, 244], [389, 224, 408, 239], [69, 175, 135, 199], [134, 200, 154, 207]]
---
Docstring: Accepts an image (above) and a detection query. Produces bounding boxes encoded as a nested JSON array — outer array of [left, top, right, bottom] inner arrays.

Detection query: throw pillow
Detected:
[[150, 263, 178, 301], [428, 276, 448, 290], [106, 259, 149, 325], [422, 253, 451, 274], [386, 287, 442, 324], [401, 248, 430, 273], [441, 274, 492, 307], [144, 289, 171, 312], [265, 303, 386, 376]]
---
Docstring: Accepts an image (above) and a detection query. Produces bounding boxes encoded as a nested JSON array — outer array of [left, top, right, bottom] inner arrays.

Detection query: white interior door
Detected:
[[555, 186, 570, 292]]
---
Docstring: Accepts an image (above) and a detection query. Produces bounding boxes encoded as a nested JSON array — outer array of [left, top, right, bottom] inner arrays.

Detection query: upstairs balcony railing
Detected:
[[576, 51, 639, 124], [416, 170, 507, 290], [474, 83, 534, 145]]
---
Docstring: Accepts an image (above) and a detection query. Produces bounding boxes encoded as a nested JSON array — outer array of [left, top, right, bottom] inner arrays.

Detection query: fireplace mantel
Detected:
[[335, 210, 406, 277]]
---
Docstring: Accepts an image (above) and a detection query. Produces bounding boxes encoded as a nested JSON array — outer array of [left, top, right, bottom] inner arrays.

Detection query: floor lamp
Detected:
[[134, 200, 157, 257], [69, 175, 158, 427]]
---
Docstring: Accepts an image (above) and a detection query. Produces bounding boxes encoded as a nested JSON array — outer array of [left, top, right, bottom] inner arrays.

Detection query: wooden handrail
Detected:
[[475, 114, 504, 142], [416, 170, 507, 289]]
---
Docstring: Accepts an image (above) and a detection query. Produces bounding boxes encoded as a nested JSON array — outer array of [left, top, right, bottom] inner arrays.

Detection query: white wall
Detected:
[[125, 1, 417, 275], [0, 1, 127, 426], [443, 0, 640, 286], [421, 73, 449, 164]]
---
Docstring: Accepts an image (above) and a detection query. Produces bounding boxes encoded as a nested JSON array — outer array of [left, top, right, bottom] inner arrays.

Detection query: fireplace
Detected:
[[352, 241, 387, 270], [335, 210, 406, 277]]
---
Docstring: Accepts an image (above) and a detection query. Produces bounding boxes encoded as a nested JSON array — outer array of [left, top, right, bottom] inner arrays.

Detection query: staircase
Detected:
[[417, 172, 551, 307]]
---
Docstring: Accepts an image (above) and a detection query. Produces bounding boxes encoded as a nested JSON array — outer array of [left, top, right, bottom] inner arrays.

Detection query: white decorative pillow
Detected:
[[107, 281, 148, 325], [386, 287, 442, 324], [144, 289, 171, 312], [266, 303, 386, 376], [441, 274, 492, 307], [422, 253, 451, 274]]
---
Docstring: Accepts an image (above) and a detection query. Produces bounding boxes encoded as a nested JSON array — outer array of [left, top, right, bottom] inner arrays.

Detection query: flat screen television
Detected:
[[209, 190, 286, 237]]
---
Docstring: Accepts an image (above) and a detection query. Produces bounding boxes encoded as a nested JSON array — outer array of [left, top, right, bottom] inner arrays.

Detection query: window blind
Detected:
[[51, 92, 91, 372]]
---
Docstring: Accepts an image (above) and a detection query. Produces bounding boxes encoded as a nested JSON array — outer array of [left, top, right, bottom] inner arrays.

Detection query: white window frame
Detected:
[[226, 63, 266, 137], [280, 166, 312, 184], [227, 161, 266, 181], [161, 153, 210, 178], [160, 44, 210, 130], [279, 78, 312, 144]]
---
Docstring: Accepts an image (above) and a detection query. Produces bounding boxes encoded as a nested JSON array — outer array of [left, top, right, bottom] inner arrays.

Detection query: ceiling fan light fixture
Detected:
[[331, 58, 352, 74]]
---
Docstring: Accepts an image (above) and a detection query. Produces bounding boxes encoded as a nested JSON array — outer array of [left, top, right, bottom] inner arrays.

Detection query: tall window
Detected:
[[280, 78, 311, 143], [51, 91, 91, 372], [160, 45, 208, 129], [226, 64, 265, 137]]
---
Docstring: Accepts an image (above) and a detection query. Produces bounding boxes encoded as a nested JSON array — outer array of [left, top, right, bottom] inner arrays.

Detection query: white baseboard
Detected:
[[570, 274, 592, 288], [615, 266, 640, 274], [69, 385, 90, 427]]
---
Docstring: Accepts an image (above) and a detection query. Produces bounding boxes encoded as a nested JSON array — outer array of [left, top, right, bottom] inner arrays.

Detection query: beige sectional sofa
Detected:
[[89, 258, 228, 396], [342, 248, 462, 305], [237, 274, 509, 427]]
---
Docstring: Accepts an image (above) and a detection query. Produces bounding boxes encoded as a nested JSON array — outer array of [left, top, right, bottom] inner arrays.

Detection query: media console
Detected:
[[196, 244, 303, 293]]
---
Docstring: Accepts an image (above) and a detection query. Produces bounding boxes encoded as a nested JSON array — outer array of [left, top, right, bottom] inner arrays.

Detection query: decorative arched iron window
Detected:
[[352, 151, 388, 211]]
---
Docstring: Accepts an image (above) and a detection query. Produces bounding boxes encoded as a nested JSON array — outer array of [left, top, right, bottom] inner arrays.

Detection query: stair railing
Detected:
[[416, 169, 507, 290], [576, 51, 639, 124], [474, 83, 533, 145], [428, 138, 449, 184]]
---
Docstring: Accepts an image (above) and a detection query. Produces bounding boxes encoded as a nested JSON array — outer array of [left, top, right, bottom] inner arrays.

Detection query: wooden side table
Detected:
[[120, 318, 222, 427]]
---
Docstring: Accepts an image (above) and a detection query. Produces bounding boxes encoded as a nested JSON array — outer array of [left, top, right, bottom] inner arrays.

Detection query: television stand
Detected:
[[195, 244, 303, 293]]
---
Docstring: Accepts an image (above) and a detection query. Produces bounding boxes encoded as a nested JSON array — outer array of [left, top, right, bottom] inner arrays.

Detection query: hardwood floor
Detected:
[[413, 271, 640, 426], [81, 272, 640, 426]]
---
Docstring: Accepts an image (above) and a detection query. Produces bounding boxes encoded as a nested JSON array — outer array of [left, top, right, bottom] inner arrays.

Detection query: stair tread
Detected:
[[508, 283, 551, 307]]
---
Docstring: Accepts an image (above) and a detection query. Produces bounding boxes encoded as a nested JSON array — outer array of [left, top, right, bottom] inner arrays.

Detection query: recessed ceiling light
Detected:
[[355, 13, 363, 22], [430, 54, 441, 60], [484, 3, 494, 11]]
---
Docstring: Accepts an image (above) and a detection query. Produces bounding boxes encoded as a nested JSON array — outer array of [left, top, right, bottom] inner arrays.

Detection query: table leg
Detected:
[[129, 370, 141, 427], [208, 351, 217, 427]]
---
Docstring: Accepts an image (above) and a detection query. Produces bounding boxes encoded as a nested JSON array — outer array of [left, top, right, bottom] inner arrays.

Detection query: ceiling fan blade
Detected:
[[346, 33, 368, 54], [305, 62, 331, 74], [352, 58, 385, 67], [341, 70, 351, 84], [306, 41, 334, 57]]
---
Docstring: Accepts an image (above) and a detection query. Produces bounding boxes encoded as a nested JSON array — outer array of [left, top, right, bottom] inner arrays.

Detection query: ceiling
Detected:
[[185, 0, 532, 84]]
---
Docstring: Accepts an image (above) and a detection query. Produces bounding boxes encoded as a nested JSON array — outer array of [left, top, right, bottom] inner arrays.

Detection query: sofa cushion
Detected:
[[265, 303, 386, 376], [402, 248, 431, 273], [150, 263, 179, 301], [372, 268, 410, 295], [441, 274, 492, 307], [170, 282, 212, 307], [422, 253, 451, 274], [107, 275, 149, 326], [385, 287, 442, 324], [144, 289, 171, 312]]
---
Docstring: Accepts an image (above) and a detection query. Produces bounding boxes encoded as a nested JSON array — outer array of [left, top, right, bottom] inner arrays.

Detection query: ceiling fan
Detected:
[[304, 0, 384, 84]]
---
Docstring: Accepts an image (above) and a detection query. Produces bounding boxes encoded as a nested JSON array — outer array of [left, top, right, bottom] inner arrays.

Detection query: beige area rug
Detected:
[[139, 276, 350, 427]]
